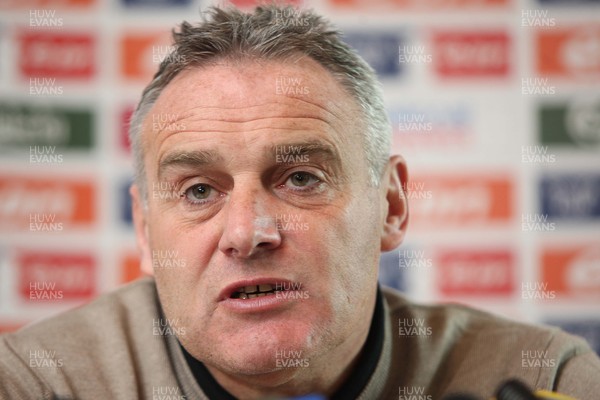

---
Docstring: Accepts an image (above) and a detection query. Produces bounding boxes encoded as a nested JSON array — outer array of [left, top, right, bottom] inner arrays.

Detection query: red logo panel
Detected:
[[329, 0, 509, 8], [408, 175, 513, 228], [120, 105, 135, 154], [433, 31, 510, 77], [0, 175, 95, 230], [18, 251, 96, 301], [120, 31, 170, 81], [1, 0, 95, 8], [438, 249, 514, 296], [120, 251, 142, 284], [536, 26, 600, 78], [19, 30, 95, 79], [541, 244, 600, 298]]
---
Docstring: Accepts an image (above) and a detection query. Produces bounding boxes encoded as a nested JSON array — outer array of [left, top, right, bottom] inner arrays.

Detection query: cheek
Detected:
[[335, 192, 381, 285], [147, 207, 216, 268], [148, 217, 186, 273], [301, 192, 381, 303], [146, 212, 216, 313]]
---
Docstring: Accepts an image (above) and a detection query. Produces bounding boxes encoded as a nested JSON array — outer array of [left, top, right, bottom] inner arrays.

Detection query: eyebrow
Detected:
[[268, 141, 340, 162], [158, 140, 342, 180], [158, 150, 223, 180]]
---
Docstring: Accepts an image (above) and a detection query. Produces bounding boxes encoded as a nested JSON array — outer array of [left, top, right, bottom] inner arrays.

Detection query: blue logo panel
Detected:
[[379, 249, 406, 292], [343, 32, 404, 78], [540, 173, 600, 220], [120, 179, 133, 226]]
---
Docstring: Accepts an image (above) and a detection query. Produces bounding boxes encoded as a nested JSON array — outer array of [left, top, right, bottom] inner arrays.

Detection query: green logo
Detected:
[[0, 103, 94, 150], [539, 98, 600, 146]]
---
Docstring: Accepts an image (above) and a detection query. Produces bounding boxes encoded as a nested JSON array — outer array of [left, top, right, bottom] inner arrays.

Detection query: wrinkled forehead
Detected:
[[141, 56, 364, 149]]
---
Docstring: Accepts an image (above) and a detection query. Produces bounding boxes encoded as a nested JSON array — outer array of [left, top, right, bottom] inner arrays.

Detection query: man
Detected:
[[1, 5, 599, 400]]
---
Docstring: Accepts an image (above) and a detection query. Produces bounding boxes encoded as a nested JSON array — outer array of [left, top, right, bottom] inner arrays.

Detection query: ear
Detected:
[[380, 155, 409, 252], [130, 184, 154, 276]]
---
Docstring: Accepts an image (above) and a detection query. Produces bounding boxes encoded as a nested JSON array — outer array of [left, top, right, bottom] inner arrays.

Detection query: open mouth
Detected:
[[230, 284, 286, 299]]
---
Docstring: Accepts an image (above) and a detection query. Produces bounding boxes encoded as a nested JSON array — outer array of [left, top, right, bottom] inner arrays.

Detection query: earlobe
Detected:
[[130, 184, 154, 276], [380, 155, 409, 252]]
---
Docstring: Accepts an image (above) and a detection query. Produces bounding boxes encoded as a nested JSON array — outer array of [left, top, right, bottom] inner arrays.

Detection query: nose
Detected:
[[218, 184, 282, 259]]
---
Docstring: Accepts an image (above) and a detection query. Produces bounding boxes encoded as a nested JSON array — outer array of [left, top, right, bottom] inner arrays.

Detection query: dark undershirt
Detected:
[[180, 286, 385, 400]]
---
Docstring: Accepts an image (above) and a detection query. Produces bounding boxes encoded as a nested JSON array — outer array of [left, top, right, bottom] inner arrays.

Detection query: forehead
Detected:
[[142, 56, 363, 147]]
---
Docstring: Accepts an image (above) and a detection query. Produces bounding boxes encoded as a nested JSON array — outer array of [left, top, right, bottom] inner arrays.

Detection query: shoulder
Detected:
[[5, 277, 159, 344], [382, 285, 590, 352], [0, 277, 170, 399], [381, 286, 600, 398]]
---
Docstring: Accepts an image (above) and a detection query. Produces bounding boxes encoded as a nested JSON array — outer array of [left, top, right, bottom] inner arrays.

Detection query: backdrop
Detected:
[[0, 0, 599, 356]]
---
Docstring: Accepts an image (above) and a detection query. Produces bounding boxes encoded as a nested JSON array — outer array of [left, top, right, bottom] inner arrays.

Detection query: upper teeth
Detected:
[[237, 284, 275, 294]]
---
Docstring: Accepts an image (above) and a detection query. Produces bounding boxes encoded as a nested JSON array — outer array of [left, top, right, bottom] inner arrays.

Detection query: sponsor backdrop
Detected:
[[0, 0, 599, 354]]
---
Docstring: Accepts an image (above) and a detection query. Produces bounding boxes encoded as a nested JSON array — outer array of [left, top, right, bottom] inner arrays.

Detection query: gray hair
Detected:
[[129, 4, 391, 198]]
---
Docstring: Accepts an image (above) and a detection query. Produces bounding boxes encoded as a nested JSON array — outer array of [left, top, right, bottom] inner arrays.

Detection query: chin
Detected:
[[219, 353, 281, 376], [206, 321, 320, 375]]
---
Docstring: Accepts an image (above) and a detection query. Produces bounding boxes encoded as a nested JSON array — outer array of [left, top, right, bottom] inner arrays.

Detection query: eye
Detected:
[[182, 183, 218, 204], [285, 171, 320, 189]]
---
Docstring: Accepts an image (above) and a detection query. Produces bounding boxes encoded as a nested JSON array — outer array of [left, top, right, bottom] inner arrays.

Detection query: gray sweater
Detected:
[[1, 277, 599, 399]]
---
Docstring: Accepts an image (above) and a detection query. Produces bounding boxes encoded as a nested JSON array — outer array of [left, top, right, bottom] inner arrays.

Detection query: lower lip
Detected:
[[220, 292, 301, 313]]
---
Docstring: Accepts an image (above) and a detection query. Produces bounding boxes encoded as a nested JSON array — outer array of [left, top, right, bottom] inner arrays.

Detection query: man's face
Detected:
[[132, 57, 389, 377]]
